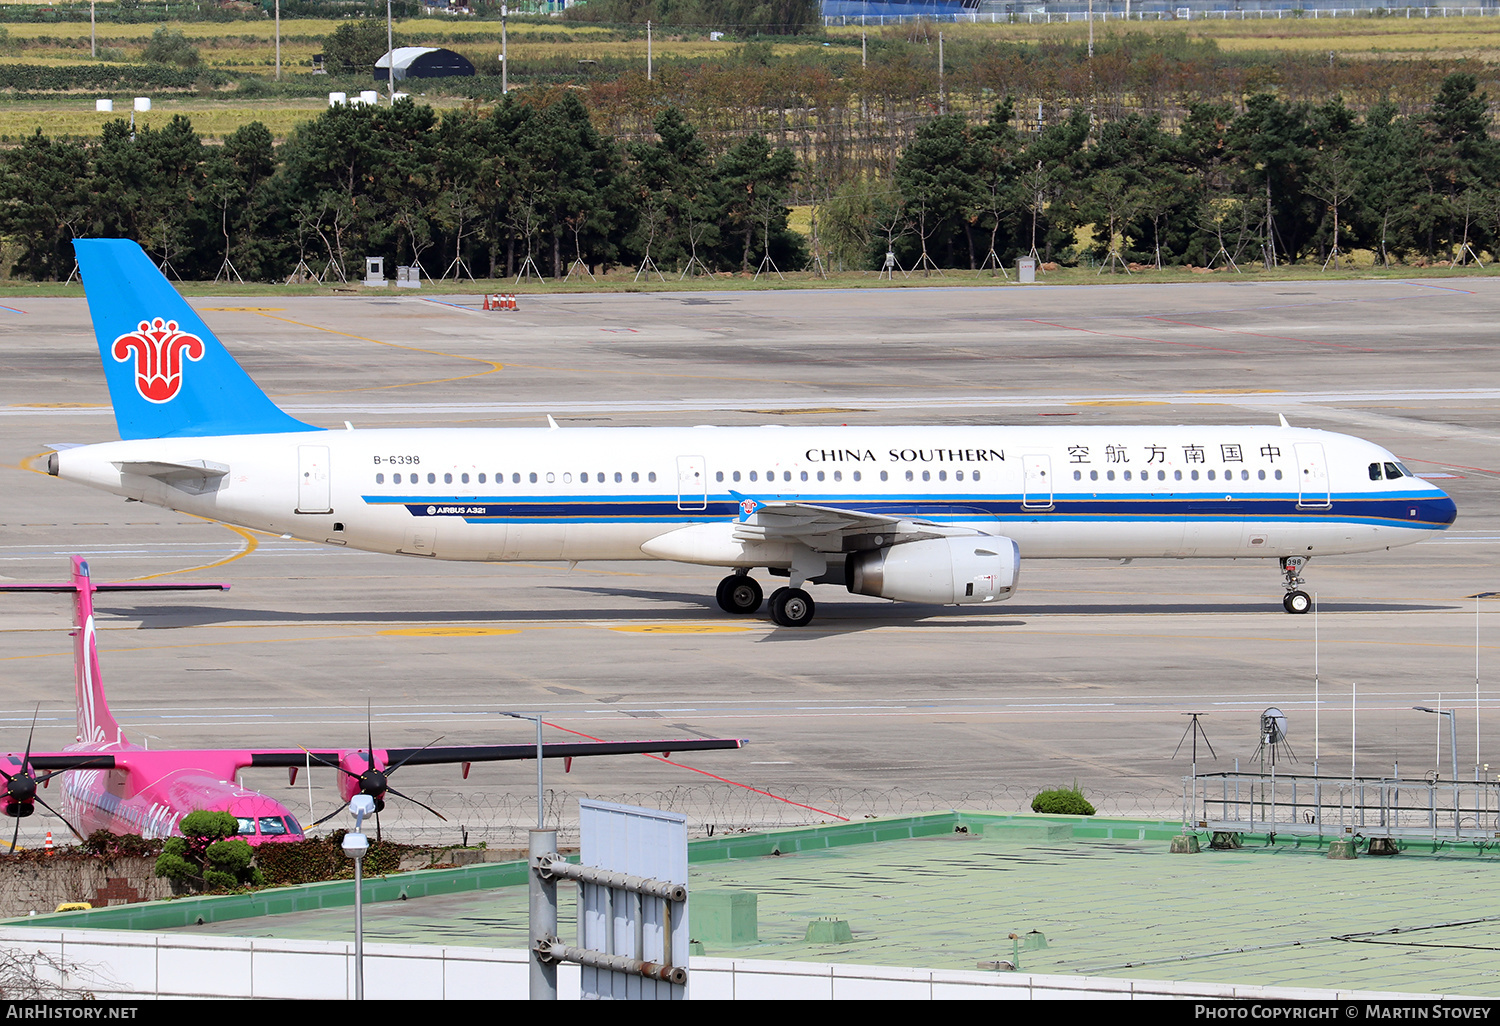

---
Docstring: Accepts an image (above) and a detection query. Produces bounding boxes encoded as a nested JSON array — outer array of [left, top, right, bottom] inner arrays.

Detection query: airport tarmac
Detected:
[[0, 277, 1496, 845]]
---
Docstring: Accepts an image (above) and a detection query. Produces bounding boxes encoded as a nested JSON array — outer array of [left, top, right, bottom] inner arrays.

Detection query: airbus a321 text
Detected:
[[48, 240, 1458, 627], [0, 556, 744, 847]]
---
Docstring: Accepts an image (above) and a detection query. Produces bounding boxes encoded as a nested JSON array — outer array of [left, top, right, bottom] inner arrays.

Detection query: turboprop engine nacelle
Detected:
[[846, 536, 1020, 605]]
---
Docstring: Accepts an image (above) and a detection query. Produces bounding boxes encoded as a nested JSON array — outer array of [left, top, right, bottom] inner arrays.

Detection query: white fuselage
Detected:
[[51, 423, 1456, 568]]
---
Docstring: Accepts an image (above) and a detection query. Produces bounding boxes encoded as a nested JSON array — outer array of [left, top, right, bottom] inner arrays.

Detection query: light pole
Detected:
[[1414, 706, 1459, 782], [501, 711, 546, 829], [501, 5, 508, 95], [342, 794, 376, 1000]]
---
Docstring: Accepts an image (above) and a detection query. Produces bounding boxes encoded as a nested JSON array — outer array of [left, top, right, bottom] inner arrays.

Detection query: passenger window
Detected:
[[853, 471, 861, 482], [973, 471, 981, 482], [1090, 470, 1098, 481], [922, 470, 931, 482], [444, 473, 453, 484], [548, 472, 557, 484], [530, 472, 538, 483], [955, 471, 963, 482], [631, 472, 639, 483], [1384, 463, 1403, 479], [833, 471, 842, 482], [1274, 470, 1283, 480], [1207, 470, 1215, 481], [1191, 470, 1199, 481], [478, 473, 486, 484], [880, 471, 888, 482], [1174, 470, 1182, 481], [1369, 463, 1382, 481], [1258, 470, 1265, 480], [426, 472, 435, 484], [1123, 470, 1131, 481], [731, 471, 740, 482], [938, 471, 946, 482], [905, 470, 914, 482], [376, 473, 384, 484], [815, 471, 823, 482], [715, 471, 723, 482], [749, 471, 758, 482], [801, 471, 809, 482], [783, 471, 791, 482], [1157, 470, 1166, 481], [1106, 470, 1115, 481], [616, 472, 624, 483], [1074, 471, 1082, 481], [514, 473, 522, 484], [648, 472, 657, 483]]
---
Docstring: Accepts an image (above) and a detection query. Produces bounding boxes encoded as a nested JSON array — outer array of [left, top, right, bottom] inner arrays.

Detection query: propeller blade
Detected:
[[299, 746, 362, 783], [9, 814, 18, 855], [33, 796, 83, 842], [386, 786, 448, 821], [312, 799, 351, 828]]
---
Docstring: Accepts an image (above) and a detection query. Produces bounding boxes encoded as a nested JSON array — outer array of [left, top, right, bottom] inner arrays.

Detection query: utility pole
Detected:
[[90, 1, 95, 58], [501, 5, 508, 94], [275, 0, 281, 81], [386, 0, 395, 105], [647, 20, 653, 82], [938, 32, 945, 115]]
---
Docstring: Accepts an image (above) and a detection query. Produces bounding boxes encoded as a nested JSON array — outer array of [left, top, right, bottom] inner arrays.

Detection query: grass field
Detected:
[[0, 13, 1493, 142]]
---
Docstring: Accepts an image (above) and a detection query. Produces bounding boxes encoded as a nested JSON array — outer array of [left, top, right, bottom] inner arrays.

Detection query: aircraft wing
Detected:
[[243, 737, 745, 770], [732, 498, 967, 552], [6, 754, 117, 771]]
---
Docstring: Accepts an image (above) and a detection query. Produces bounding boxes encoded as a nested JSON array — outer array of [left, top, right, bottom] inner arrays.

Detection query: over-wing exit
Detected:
[[49, 240, 1457, 627]]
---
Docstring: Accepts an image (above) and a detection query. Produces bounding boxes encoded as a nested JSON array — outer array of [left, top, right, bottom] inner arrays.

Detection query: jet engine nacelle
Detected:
[[845, 536, 1020, 605]]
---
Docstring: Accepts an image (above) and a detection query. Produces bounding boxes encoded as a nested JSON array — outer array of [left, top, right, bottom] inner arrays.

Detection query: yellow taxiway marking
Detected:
[[11, 402, 109, 408], [611, 624, 754, 634], [124, 519, 263, 582], [198, 307, 286, 312], [1185, 389, 1286, 395]]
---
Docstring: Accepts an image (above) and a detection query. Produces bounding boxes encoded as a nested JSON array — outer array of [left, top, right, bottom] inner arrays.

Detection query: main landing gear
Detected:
[[1280, 556, 1312, 614], [715, 572, 763, 615], [714, 572, 816, 627]]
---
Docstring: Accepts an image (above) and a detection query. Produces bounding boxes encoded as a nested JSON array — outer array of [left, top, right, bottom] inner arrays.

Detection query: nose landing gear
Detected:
[[1280, 556, 1311, 614]]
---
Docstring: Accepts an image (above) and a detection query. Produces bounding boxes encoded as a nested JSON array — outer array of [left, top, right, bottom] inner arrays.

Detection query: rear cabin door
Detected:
[[1022, 454, 1054, 510], [297, 445, 332, 514]]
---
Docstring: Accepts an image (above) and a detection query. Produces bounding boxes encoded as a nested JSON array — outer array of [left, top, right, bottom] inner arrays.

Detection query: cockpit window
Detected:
[[1369, 463, 1382, 481], [235, 817, 256, 836], [1384, 463, 1404, 480], [258, 817, 289, 836]]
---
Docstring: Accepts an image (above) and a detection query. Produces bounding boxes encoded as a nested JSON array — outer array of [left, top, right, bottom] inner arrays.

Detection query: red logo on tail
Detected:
[[112, 318, 205, 403]]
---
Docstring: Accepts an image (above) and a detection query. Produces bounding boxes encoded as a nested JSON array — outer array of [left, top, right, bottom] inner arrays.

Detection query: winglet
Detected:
[[1278, 413, 1291, 428]]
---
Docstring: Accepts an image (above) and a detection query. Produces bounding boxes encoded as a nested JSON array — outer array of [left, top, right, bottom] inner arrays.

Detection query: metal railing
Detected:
[[1186, 771, 1500, 845]]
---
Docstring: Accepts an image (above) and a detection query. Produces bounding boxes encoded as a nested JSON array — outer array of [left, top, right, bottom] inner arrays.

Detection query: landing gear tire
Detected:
[[716, 574, 763, 615], [1283, 590, 1312, 614], [768, 587, 816, 627]]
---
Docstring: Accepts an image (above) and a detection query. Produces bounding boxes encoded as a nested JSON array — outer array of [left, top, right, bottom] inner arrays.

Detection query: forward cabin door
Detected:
[[297, 445, 332, 514], [676, 455, 707, 511], [1021, 454, 1054, 510], [1294, 443, 1331, 509]]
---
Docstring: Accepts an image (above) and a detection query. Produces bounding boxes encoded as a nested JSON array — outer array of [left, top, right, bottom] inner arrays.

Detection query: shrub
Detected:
[[139, 26, 200, 69], [1030, 786, 1096, 816], [153, 810, 263, 892]]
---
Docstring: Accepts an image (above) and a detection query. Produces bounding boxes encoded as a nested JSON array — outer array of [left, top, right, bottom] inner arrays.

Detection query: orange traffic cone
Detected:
[[44, 831, 52, 852]]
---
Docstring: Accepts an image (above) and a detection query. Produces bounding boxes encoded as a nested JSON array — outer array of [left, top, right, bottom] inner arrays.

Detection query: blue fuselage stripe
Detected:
[[362, 492, 1457, 530]]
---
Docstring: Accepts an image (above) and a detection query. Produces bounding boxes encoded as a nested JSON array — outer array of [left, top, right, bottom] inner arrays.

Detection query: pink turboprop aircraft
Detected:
[[0, 557, 744, 848]]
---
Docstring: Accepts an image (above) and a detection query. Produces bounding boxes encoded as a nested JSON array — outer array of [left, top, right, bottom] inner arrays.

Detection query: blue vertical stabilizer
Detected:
[[73, 238, 318, 439]]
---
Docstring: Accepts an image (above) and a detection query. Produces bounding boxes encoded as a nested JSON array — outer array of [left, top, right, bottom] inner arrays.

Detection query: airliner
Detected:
[[0, 555, 743, 847], [47, 240, 1458, 628]]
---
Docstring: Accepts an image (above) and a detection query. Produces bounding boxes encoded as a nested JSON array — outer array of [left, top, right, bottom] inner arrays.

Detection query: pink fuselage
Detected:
[[56, 745, 304, 845]]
